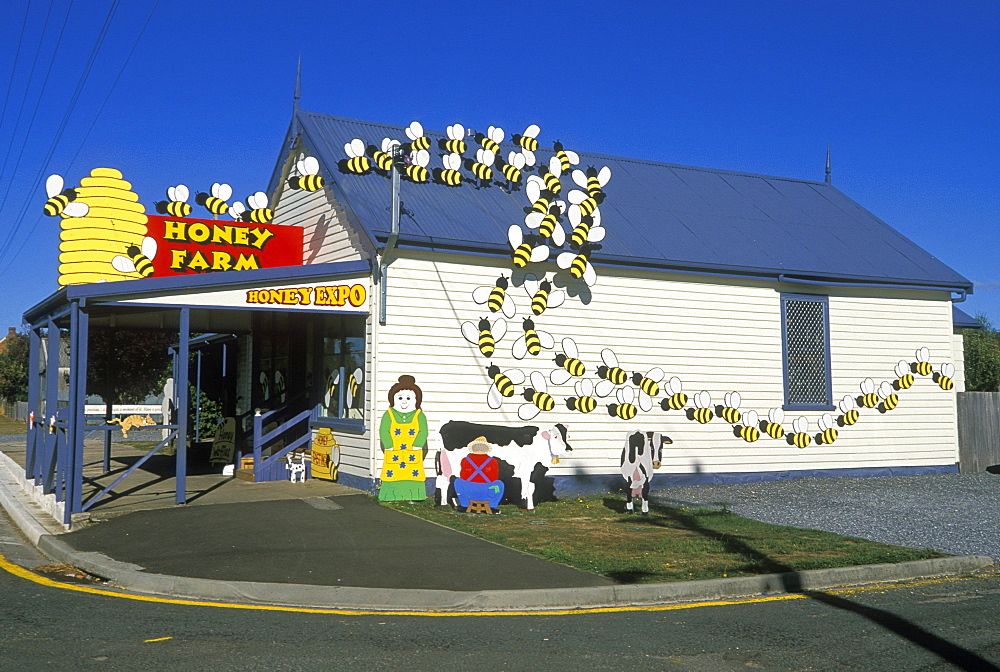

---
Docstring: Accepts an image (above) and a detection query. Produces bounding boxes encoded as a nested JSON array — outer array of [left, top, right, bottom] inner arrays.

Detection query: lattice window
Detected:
[[782, 296, 831, 407]]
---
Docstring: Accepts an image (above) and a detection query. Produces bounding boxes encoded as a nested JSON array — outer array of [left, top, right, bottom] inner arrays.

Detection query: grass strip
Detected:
[[386, 495, 946, 584]]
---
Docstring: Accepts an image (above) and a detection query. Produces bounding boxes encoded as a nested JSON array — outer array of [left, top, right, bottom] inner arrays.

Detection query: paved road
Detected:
[[1, 508, 998, 672]]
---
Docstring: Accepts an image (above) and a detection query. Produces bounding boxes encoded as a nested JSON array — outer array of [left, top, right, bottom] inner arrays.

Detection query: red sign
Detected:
[[145, 215, 303, 277]]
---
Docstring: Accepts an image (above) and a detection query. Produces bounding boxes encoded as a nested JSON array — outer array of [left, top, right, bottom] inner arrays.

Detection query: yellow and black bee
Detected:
[[241, 192, 273, 224], [609, 386, 638, 420], [538, 156, 564, 195], [155, 184, 192, 217], [572, 165, 611, 201], [342, 138, 373, 174], [486, 364, 524, 410], [935, 362, 955, 390], [287, 156, 325, 191], [462, 317, 507, 358], [790, 417, 812, 448], [404, 149, 430, 183], [764, 408, 785, 439], [567, 378, 598, 414], [499, 151, 526, 183], [434, 153, 463, 187], [523, 273, 565, 317], [690, 391, 713, 424], [512, 124, 540, 153], [595, 348, 628, 397], [507, 224, 549, 268], [893, 360, 914, 390], [633, 368, 665, 413], [369, 137, 401, 172], [525, 202, 566, 247], [195, 182, 233, 216], [662, 376, 687, 411], [739, 410, 761, 442], [838, 394, 859, 426], [859, 378, 879, 408], [550, 337, 586, 386], [111, 237, 158, 278], [475, 125, 504, 157], [914, 347, 932, 376], [404, 121, 431, 152], [817, 413, 838, 445], [467, 148, 495, 182], [551, 140, 579, 174], [512, 317, 554, 360], [567, 187, 603, 219], [439, 123, 467, 156], [556, 248, 598, 286], [718, 391, 742, 424], [43, 174, 89, 218], [519, 371, 555, 421], [472, 275, 515, 318], [878, 381, 899, 411]]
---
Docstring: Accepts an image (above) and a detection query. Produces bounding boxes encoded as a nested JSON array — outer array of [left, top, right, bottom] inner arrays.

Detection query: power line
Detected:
[[0, 1, 33, 142]]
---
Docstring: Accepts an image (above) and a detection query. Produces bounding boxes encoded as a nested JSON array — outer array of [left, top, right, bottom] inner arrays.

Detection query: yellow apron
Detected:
[[380, 409, 425, 482]]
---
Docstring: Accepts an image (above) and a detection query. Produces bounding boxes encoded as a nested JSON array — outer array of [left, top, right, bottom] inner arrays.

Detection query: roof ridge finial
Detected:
[[293, 55, 302, 114], [825, 144, 831, 185]]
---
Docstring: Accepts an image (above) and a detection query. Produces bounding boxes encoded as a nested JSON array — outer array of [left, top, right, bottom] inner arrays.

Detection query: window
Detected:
[[781, 294, 833, 409], [315, 315, 366, 422]]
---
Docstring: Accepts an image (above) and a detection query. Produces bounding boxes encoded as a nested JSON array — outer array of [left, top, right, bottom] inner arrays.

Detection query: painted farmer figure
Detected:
[[453, 436, 505, 512], [378, 375, 429, 501]]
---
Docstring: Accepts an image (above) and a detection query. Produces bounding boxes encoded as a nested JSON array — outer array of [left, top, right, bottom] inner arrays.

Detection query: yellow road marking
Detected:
[[0, 552, 985, 618], [143, 637, 173, 643]]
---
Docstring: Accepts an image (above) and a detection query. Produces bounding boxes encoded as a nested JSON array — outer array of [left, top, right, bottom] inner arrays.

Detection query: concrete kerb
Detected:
[[29, 532, 996, 612]]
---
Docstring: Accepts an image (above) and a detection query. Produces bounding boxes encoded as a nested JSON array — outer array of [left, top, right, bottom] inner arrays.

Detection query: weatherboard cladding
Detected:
[[292, 110, 970, 290]]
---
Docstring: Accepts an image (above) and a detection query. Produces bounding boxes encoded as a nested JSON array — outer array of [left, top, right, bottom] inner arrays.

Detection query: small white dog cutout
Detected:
[[286, 452, 307, 484]]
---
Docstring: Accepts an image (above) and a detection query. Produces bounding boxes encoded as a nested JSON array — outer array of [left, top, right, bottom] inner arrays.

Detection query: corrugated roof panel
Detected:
[[292, 111, 971, 290]]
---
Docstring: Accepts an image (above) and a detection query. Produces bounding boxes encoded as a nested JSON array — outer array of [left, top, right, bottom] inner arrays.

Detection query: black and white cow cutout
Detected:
[[620, 430, 672, 514], [437, 420, 572, 510]]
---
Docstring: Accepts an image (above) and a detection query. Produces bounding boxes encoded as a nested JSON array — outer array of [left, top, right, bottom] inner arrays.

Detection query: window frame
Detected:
[[780, 293, 835, 411]]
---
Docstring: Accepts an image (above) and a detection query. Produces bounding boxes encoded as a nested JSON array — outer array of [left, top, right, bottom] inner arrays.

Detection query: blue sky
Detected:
[[0, 0, 997, 329]]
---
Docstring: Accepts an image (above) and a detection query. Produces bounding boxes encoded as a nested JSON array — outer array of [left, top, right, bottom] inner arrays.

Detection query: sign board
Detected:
[[146, 215, 303, 277], [119, 279, 370, 312], [84, 404, 163, 416], [210, 417, 237, 464]]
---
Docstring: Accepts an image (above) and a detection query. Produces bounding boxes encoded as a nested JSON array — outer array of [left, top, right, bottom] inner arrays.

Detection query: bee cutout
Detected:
[[567, 187, 604, 223], [690, 391, 713, 424], [718, 391, 742, 424], [324, 367, 364, 410], [512, 123, 540, 158], [878, 381, 899, 411], [228, 201, 246, 221], [435, 153, 464, 187], [662, 376, 688, 411], [369, 137, 401, 172], [467, 148, 496, 182], [461, 317, 507, 358], [790, 417, 811, 448], [550, 337, 586, 386], [914, 347, 932, 376], [241, 192, 273, 224], [472, 275, 516, 319], [739, 410, 760, 442], [42, 174, 89, 218], [764, 408, 785, 438], [609, 386, 639, 420], [519, 371, 555, 421], [525, 201, 567, 247], [342, 138, 373, 174], [839, 395, 859, 426], [894, 360, 914, 390], [595, 348, 628, 397], [556, 247, 597, 286], [508, 224, 550, 267], [538, 156, 564, 195], [155, 184, 192, 217], [475, 125, 505, 156], [512, 317, 554, 360], [552, 140, 580, 174], [500, 151, 526, 184], [568, 206, 605, 248], [486, 364, 525, 410], [817, 413, 838, 445], [195, 182, 233, 216], [572, 165, 611, 201], [567, 378, 598, 414], [859, 378, 879, 408], [439, 123, 467, 156], [287, 156, 325, 191], [111, 236, 158, 278], [404, 149, 430, 183], [633, 368, 665, 412], [523, 273, 565, 316], [935, 363, 955, 391], [404, 121, 431, 152], [525, 173, 561, 217]]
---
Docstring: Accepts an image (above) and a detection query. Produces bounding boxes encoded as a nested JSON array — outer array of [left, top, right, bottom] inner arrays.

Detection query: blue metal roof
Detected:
[[289, 110, 971, 292]]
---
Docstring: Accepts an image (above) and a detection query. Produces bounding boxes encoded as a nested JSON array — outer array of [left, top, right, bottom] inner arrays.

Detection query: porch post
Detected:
[[175, 307, 189, 504], [25, 326, 41, 479], [67, 302, 88, 521], [43, 319, 60, 491]]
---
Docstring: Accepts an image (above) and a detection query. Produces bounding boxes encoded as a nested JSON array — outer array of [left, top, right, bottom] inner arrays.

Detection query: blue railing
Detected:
[[251, 401, 314, 482], [80, 426, 179, 511]]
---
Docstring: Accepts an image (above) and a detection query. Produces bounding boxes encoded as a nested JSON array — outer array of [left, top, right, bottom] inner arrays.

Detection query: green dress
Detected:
[[378, 408, 429, 501]]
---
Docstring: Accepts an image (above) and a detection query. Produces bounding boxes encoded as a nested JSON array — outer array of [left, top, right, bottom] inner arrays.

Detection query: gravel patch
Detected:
[[651, 473, 1000, 562]]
